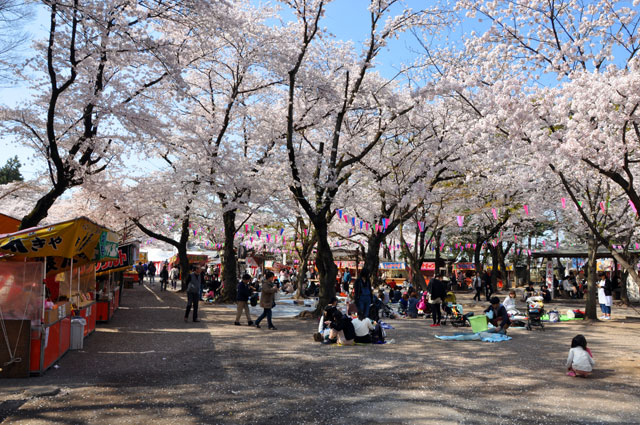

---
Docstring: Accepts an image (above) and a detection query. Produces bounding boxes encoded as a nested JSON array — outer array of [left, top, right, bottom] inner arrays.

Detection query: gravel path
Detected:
[[1, 283, 639, 425]]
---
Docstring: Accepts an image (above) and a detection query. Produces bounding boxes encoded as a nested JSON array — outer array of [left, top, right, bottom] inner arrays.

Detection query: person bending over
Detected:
[[323, 306, 355, 346], [484, 296, 511, 334]]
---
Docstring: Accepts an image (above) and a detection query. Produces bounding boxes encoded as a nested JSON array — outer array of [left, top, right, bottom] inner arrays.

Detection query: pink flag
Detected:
[[524, 205, 529, 215], [456, 216, 464, 227], [556, 241, 559, 249], [365, 222, 370, 231], [561, 198, 566, 209], [527, 249, 531, 256], [543, 240, 546, 246], [303, 228, 308, 236], [514, 235, 518, 242], [418, 221, 424, 232], [630, 200, 638, 214], [492, 208, 497, 220], [344, 214, 349, 223], [245, 224, 249, 232], [600, 201, 606, 214]]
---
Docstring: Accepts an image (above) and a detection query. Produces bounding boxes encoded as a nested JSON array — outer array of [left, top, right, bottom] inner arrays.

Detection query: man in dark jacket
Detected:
[[135, 262, 145, 286], [428, 274, 447, 327], [354, 269, 373, 318], [234, 274, 254, 326], [184, 266, 201, 323], [147, 261, 156, 285], [482, 270, 492, 301]]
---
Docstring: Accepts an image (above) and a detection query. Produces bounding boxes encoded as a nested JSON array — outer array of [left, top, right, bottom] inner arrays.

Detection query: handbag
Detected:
[[250, 293, 258, 307]]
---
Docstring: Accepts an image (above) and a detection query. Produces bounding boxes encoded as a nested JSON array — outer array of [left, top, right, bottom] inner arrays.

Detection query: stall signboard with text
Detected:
[[96, 243, 137, 275]]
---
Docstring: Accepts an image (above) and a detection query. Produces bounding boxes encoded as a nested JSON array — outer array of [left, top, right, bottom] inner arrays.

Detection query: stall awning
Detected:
[[0, 217, 119, 276]]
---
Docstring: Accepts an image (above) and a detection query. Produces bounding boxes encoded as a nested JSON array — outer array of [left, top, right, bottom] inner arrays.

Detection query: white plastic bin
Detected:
[[70, 317, 86, 350]]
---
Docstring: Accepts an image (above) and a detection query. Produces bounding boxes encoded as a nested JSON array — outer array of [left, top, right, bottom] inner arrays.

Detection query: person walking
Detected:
[[255, 271, 278, 330], [482, 269, 492, 301], [135, 262, 145, 286], [597, 272, 613, 320], [170, 266, 179, 290], [354, 269, 373, 318], [147, 261, 157, 285], [159, 264, 169, 291], [184, 266, 201, 322], [342, 268, 352, 294], [428, 273, 447, 327], [234, 273, 254, 326], [472, 272, 482, 301]]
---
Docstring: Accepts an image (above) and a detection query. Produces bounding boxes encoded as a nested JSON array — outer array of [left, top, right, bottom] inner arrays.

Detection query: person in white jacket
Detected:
[[566, 334, 595, 377], [351, 311, 376, 344]]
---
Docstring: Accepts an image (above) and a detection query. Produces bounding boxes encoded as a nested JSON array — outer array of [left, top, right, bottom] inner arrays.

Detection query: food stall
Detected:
[[0, 217, 118, 377], [95, 242, 139, 322]]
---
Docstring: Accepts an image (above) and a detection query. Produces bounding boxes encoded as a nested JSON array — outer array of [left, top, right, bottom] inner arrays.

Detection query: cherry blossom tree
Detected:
[[279, 0, 442, 312], [0, 0, 185, 230]]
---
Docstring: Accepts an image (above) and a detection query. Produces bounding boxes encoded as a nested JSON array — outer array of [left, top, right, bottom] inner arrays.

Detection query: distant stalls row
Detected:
[[0, 214, 140, 378]]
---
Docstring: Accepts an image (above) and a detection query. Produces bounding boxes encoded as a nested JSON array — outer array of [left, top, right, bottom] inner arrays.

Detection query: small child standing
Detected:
[[566, 334, 594, 377]]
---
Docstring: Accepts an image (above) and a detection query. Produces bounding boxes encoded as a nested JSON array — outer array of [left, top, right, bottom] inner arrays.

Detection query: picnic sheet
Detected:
[[435, 332, 512, 342]]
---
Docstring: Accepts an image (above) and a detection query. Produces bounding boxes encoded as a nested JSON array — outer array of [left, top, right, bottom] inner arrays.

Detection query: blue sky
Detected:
[[0, 0, 457, 178]]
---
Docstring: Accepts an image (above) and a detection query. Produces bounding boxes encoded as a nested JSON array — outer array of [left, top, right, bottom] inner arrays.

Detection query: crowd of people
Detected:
[[134, 259, 606, 377]]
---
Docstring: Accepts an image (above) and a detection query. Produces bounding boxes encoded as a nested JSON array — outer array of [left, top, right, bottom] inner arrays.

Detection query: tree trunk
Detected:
[[434, 231, 443, 275], [313, 218, 337, 315], [19, 183, 68, 230], [220, 209, 238, 302], [362, 233, 384, 286], [585, 237, 598, 320], [178, 245, 190, 291], [526, 237, 532, 285], [474, 234, 482, 273], [295, 235, 315, 299]]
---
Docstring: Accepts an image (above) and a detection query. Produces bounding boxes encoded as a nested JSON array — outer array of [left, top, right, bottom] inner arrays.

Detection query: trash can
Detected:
[[70, 317, 86, 350]]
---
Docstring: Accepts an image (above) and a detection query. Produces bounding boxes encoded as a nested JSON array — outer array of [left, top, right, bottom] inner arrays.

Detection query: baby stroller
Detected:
[[380, 302, 396, 319], [442, 303, 472, 327], [526, 296, 545, 331]]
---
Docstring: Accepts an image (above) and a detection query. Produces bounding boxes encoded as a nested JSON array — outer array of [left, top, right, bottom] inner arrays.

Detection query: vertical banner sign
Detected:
[[546, 258, 554, 299]]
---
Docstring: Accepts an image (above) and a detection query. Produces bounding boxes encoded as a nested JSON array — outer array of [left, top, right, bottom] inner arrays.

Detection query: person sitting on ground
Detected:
[[351, 311, 376, 343], [503, 290, 518, 314], [399, 293, 409, 316], [313, 297, 338, 342], [540, 284, 552, 302], [323, 306, 355, 346], [407, 292, 419, 318], [566, 334, 594, 377], [484, 296, 511, 334]]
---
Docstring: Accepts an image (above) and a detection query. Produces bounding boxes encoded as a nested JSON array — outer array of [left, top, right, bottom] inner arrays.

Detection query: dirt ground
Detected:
[[2, 282, 640, 425]]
